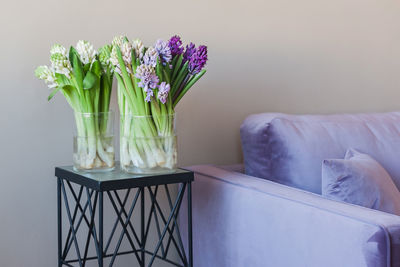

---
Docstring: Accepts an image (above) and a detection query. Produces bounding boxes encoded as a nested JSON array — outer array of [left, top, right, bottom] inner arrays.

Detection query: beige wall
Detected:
[[1, 0, 400, 265]]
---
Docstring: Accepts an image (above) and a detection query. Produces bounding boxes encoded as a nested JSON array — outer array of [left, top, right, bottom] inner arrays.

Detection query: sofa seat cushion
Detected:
[[240, 112, 400, 194]]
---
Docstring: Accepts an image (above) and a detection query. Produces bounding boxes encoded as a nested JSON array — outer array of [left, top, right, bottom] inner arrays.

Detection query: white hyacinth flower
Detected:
[[132, 39, 144, 59], [120, 41, 132, 68], [51, 53, 72, 78], [110, 38, 133, 74], [98, 45, 113, 71], [112, 35, 125, 47], [76, 40, 97, 66], [110, 46, 122, 75], [35, 65, 57, 88], [50, 44, 67, 57]]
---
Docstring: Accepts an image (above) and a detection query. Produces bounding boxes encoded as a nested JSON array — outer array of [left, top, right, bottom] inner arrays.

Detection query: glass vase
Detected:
[[73, 111, 115, 172], [120, 114, 177, 174]]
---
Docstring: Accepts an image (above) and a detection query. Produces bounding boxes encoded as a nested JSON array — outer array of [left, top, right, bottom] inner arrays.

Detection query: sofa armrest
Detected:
[[180, 165, 400, 267], [218, 163, 245, 173]]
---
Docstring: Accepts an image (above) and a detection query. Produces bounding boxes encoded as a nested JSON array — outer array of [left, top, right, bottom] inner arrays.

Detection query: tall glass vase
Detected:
[[120, 114, 177, 174], [73, 111, 115, 172]]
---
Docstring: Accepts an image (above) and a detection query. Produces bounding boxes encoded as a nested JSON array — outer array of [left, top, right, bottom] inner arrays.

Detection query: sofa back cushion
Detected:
[[240, 112, 400, 194]]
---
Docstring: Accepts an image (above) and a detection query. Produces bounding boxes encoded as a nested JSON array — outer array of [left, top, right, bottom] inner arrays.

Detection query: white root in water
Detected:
[[122, 137, 176, 170], [121, 138, 131, 167], [127, 137, 146, 168], [75, 137, 115, 169], [85, 138, 97, 168], [96, 138, 113, 167]]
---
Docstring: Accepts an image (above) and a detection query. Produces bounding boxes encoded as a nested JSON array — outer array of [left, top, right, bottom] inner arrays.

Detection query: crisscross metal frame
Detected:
[[57, 177, 192, 267]]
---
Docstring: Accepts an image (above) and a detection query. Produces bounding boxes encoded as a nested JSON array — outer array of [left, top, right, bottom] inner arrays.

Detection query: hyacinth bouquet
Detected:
[[35, 41, 115, 171], [111, 35, 208, 173]]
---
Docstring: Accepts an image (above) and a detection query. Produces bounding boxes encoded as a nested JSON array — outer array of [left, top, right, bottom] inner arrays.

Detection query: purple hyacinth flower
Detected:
[[157, 82, 170, 104], [183, 42, 196, 63], [145, 89, 154, 102], [154, 39, 172, 64], [135, 64, 159, 102], [188, 45, 208, 74], [168, 35, 184, 57], [143, 47, 158, 67]]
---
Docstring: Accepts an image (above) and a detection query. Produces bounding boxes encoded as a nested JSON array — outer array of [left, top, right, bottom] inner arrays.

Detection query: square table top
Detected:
[[55, 163, 194, 191]]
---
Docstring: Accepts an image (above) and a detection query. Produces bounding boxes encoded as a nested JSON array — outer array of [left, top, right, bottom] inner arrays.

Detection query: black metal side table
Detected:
[[55, 164, 193, 267]]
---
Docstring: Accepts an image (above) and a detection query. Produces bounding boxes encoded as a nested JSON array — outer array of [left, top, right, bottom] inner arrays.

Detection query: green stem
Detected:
[[173, 70, 206, 108]]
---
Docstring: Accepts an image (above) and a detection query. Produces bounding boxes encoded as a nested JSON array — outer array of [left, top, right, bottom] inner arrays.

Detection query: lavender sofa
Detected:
[[180, 112, 400, 267]]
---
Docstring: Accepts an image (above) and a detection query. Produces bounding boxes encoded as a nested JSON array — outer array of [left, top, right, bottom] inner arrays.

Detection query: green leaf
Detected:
[[83, 71, 98, 90], [186, 70, 206, 90], [83, 63, 90, 73], [115, 47, 138, 113], [47, 87, 62, 101], [48, 85, 74, 101], [171, 56, 178, 69], [174, 62, 188, 86], [156, 58, 162, 80], [91, 61, 102, 77], [54, 73, 70, 87], [70, 48, 84, 91], [69, 47, 79, 68], [163, 69, 170, 84], [173, 70, 206, 107], [131, 49, 137, 71], [171, 63, 188, 95], [164, 63, 171, 78], [171, 55, 183, 83], [62, 84, 74, 95]]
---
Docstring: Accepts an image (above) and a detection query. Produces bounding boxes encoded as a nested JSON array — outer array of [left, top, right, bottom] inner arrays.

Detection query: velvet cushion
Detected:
[[322, 149, 400, 215], [240, 112, 400, 194]]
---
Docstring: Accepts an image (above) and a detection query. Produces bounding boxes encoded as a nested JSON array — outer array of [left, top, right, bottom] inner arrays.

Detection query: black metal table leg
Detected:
[[141, 187, 145, 267], [99, 191, 104, 267], [57, 177, 62, 267], [188, 182, 193, 267]]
